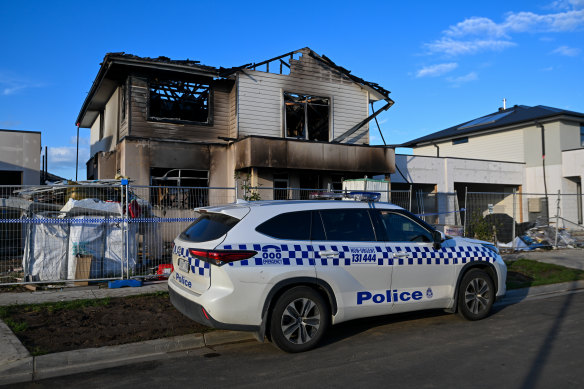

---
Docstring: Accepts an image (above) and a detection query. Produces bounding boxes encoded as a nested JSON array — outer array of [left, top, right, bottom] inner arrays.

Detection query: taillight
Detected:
[[189, 249, 257, 266]]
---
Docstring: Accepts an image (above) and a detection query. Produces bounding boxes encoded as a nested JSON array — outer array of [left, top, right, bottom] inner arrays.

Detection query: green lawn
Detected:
[[505, 259, 584, 290]]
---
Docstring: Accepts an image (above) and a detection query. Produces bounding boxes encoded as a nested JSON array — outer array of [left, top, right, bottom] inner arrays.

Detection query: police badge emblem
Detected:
[[426, 288, 433, 298]]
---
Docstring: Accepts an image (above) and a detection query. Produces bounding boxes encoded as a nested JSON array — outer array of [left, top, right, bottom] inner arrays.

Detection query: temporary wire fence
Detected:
[[1, 183, 583, 286]]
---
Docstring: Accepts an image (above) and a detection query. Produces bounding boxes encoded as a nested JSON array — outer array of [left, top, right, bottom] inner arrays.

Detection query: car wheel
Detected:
[[269, 286, 329, 353], [457, 269, 495, 321]]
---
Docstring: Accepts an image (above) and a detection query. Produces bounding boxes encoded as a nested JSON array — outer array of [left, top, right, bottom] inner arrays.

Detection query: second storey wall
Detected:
[[127, 76, 231, 142], [237, 52, 370, 144], [413, 127, 526, 163]]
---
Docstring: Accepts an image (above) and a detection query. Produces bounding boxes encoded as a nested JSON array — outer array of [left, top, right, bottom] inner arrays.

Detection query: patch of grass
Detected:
[[31, 346, 48, 356], [505, 259, 584, 289], [4, 318, 28, 333]]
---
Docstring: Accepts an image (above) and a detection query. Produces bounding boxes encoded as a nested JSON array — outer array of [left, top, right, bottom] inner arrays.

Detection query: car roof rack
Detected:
[[309, 191, 381, 202]]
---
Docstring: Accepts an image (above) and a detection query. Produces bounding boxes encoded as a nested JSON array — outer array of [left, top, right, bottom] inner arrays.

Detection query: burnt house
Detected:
[[76, 48, 395, 205]]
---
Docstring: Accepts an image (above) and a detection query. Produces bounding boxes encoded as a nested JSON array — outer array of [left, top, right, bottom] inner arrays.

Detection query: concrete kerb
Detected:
[[2, 279, 584, 385], [0, 327, 256, 385]]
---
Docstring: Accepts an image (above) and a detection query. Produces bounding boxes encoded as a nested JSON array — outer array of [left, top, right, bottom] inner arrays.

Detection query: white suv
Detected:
[[168, 198, 506, 352]]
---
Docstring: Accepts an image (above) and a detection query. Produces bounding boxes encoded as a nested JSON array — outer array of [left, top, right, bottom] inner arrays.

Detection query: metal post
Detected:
[[512, 189, 517, 252], [126, 182, 130, 280], [409, 185, 412, 212], [463, 187, 468, 237], [555, 190, 560, 248], [120, 179, 126, 279], [75, 125, 79, 181]]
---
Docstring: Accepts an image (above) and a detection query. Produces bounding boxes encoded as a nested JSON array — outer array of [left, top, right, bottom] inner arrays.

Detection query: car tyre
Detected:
[[269, 286, 329, 353], [457, 269, 495, 321]]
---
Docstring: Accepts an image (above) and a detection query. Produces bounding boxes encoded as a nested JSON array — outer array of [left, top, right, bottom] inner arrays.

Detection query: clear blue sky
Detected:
[[1, 0, 583, 180]]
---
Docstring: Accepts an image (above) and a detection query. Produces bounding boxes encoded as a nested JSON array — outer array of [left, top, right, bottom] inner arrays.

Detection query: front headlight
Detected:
[[481, 243, 499, 255]]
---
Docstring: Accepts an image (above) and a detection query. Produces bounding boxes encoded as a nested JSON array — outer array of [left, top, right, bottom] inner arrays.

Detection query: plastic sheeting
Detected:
[[23, 215, 142, 281], [23, 218, 69, 281]]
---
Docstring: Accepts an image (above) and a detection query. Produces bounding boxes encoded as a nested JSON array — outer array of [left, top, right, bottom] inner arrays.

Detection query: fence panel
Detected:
[[2, 184, 582, 286], [1, 184, 128, 285]]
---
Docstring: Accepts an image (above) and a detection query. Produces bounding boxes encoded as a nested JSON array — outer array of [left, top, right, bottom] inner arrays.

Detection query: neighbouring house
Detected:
[[396, 105, 584, 227], [76, 48, 396, 206], [0, 129, 41, 185]]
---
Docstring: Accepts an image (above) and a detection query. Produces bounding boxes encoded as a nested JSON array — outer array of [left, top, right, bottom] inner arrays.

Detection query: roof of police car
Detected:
[[199, 200, 403, 213]]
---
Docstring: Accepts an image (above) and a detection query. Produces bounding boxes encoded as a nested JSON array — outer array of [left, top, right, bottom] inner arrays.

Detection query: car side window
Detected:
[[255, 211, 311, 240], [318, 209, 376, 242], [378, 211, 433, 243]]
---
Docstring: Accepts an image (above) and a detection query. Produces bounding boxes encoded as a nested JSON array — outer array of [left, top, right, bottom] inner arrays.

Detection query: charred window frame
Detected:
[[150, 168, 209, 209], [148, 78, 213, 125], [284, 92, 330, 141]]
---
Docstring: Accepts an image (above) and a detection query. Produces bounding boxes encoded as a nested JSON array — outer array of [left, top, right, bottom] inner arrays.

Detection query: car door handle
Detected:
[[319, 250, 339, 257], [393, 252, 410, 258]]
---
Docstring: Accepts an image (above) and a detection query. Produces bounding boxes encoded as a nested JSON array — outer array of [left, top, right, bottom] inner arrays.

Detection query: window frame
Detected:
[[147, 78, 214, 126], [283, 92, 331, 142]]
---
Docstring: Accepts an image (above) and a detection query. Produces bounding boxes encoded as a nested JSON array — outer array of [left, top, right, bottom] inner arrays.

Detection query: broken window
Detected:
[[148, 79, 211, 124], [150, 168, 209, 209], [284, 93, 330, 141]]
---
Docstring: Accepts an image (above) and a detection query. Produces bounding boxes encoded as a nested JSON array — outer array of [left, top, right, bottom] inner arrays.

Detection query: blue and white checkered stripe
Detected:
[[219, 244, 497, 267], [172, 245, 211, 278]]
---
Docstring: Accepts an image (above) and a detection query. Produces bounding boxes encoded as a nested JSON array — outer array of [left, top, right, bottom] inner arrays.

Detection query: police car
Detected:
[[168, 194, 507, 353]]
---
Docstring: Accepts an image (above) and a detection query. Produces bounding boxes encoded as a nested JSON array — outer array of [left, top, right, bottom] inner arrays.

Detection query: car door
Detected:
[[312, 208, 393, 322], [374, 210, 455, 313]]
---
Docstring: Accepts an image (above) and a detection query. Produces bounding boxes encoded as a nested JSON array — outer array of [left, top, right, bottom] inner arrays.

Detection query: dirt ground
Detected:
[[2, 293, 210, 355]]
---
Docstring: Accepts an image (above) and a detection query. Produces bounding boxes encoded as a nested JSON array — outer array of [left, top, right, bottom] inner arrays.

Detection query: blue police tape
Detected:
[[415, 208, 466, 217], [0, 217, 199, 224]]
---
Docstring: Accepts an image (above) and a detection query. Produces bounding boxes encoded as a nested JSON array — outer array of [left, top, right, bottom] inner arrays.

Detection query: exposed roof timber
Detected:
[[332, 100, 393, 143], [232, 47, 393, 102], [77, 48, 394, 127]]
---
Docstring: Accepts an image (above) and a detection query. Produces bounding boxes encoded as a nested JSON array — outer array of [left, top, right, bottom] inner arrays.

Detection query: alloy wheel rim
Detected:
[[281, 298, 321, 344], [464, 278, 490, 315]]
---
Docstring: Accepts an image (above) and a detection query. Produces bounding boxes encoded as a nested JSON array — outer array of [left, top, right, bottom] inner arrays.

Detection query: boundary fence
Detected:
[[1, 183, 582, 286]]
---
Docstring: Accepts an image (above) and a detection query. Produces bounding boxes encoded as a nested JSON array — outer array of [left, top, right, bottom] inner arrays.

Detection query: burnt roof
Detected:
[[76, 48, 392, 128], [402, 105, 584, 147]]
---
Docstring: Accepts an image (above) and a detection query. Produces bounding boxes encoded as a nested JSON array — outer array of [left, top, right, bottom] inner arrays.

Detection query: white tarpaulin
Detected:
[[60, 198, 122, 216], [23, 218, 69, 281]]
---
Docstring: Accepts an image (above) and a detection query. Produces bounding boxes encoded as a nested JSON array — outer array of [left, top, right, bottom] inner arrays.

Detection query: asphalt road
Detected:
[[12, 290, 584, 389]]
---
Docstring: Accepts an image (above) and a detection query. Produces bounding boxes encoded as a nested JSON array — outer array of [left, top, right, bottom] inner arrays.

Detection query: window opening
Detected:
[[273, 173, 289, 200], [452, 137, 468, 145], [580, 124, 584, 147], [284, 92, 330, 141], [331, 175, 343, 191], [150, 168, 209, 209], [149, 78, 211, 124]]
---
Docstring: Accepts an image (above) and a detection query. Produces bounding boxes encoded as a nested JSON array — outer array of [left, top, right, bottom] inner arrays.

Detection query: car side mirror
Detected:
[[432, 230, 443, 250]]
